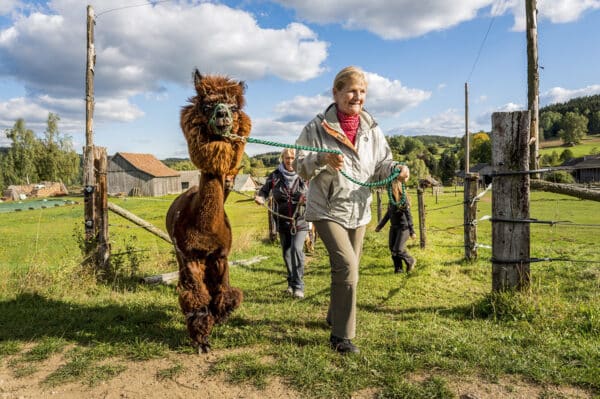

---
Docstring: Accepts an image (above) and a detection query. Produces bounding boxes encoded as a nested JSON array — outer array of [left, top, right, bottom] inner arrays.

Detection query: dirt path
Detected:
[[0, 351, 594, 399]]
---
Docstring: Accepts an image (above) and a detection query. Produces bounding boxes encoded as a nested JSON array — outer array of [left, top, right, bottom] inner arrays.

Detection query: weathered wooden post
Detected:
[[376, 189, 382, 221], [464, 173, 479, 260], [95, 147, 110, 272], [417, 186, 426, 249], [491, 111, 531, 291], [83, 5, 96, 244]]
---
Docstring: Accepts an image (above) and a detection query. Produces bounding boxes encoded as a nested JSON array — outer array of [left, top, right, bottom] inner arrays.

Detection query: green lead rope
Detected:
[[224, 134, 407, 207]]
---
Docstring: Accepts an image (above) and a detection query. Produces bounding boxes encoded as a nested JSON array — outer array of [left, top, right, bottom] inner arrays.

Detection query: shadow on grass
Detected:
[[0, 292, 183, 349]]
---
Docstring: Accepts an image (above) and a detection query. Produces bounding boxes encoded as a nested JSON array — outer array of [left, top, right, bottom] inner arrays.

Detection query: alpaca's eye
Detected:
[[202, 104, 213, 114], [229, 105, 239, 113]]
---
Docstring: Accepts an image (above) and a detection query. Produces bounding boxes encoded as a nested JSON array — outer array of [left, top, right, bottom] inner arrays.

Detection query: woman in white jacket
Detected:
[[294, 66, 409, 354]]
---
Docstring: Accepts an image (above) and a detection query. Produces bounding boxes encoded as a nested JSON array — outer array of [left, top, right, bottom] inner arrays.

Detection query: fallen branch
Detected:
[[530, 180, 600, 202], [141, 255, 269, 285], [108, 202, 172, 244]]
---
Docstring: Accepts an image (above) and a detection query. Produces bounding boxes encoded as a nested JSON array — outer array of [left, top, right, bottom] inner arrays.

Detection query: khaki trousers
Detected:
[[314, 220, 366, 339]]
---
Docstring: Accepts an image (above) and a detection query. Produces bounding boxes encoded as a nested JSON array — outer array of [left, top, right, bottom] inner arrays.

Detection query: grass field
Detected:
[[0, 187, 599, 398], [540, 134, 600, 158]]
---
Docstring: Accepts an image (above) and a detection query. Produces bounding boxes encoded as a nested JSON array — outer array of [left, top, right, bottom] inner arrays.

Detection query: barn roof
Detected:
[[562, 155, 600, 169], [115, 152, 180, 177]]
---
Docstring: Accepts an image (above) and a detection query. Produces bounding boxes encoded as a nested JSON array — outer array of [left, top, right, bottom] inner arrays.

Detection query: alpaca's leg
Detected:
[[177, 260, 215, 353], [208, 256, 243, 324]]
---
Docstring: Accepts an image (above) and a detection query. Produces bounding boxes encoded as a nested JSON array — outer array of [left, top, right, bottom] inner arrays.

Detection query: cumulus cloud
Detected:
[[389, 109, 467, 137], [492, 0, 600, 31], [276, 0, 600, 38], [244, 117, 306, 156], [0, 0, 328, 132], [541, 85, 600, 105], [274, 0, 492, 39], [272, 71, 430, 123], [0, 0, 20, 15]]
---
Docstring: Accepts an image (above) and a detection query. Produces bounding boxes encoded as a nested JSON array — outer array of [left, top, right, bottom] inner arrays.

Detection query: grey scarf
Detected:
[[278, 163, 299, 188]]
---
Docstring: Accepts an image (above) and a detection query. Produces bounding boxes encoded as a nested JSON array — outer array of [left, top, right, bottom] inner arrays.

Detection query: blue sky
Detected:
[[0, 0, 599, 158]]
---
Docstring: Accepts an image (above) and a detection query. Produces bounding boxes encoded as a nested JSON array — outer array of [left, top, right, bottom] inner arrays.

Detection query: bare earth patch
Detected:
[[0, 353, 594, 399]]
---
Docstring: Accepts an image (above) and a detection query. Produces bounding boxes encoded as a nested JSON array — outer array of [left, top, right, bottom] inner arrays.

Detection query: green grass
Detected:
[[540, 134, 600, 158], [0, 188, 598, 397]]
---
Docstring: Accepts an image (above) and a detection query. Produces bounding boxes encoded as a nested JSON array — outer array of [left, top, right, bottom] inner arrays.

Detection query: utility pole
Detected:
[[464, 82, 470, 173], [84, 5, 96, 241], [526, 0, 539, 174]]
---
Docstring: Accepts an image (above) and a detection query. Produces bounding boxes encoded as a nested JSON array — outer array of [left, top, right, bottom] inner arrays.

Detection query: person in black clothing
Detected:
[[375, 179, 416, 273], [255, 148, 309, 298]]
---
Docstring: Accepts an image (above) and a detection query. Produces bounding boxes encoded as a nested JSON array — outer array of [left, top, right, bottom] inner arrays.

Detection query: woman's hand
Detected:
[[324, 153, 343, 171], [254, 195, 265, 205], [395, 164, 410, 182]]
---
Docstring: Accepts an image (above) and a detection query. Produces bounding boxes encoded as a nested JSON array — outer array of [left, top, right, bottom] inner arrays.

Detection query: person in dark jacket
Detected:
[[375, 179, 416, 273], [255, 148, 309, 298]]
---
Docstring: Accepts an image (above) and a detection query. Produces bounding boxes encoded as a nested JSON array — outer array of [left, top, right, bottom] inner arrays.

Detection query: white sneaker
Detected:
[[293, 289, 304, 299], [285, 287, 294, 295]]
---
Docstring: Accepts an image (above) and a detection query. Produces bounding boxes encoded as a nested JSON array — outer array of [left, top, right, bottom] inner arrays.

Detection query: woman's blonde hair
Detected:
[[280, 148, 295, 160], [333, 66, 367, 91]]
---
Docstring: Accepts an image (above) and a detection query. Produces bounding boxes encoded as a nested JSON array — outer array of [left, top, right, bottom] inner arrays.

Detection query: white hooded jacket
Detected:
[[294, 103, 398, 229]]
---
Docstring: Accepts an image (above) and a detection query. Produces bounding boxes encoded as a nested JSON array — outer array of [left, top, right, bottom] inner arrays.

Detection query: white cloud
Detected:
[[244, 117, 306, 156], [474, 102, 524, 127], [364, 72, 431, 116], [0, 0, 329, 132], [492, 0, 600, 31], [0, 0, 20, 15], [276, 0, 600, 38], [274, 0, 493, 39], [541, 85, 600, 105], [274, 94, 331, 122], [272, 71, 431, 123], [390, 109, 467, 137]]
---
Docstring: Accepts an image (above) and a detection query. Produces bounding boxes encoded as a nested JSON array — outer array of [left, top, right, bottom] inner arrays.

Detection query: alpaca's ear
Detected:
[[194, 69, 203, 86], [238, 80, 247, 93]]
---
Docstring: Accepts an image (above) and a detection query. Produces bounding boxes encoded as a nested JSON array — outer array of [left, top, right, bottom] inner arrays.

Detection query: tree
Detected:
[[559, 149, 574, 163], [540, 111, 562, 139], [558, 112, 588, 145], [4, 119, 40, 185], [406, 158, 429, 187], [438, 148, 458, 185], [38, 113, 80, 185], [588, 110, 600, 135], [470, 132, 491, 164]]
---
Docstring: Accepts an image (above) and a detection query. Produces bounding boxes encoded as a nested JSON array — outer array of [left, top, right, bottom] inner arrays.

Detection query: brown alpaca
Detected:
[[166, 70, 251, 353]]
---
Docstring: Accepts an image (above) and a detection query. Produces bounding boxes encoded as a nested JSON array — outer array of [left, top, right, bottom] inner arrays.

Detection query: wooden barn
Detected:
[[562, 155, 600, 183], [108, 152, 181, 196], [179, 170, 201, 191]]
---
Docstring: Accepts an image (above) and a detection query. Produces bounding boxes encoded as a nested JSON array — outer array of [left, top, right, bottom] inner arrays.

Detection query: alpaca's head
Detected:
[[185, 69, 248, 139]]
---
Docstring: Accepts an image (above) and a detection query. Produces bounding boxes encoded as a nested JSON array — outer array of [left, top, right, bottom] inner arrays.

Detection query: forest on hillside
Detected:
[[540, 94, 600, 142]]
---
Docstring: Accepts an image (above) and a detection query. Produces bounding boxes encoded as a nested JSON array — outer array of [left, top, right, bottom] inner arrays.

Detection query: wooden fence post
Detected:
[[376, 189, 382, 222], [95, 147, 110, 272], [491, 111, 531, 291], [417, 186, 426, 249], [464, 173, 479, 260]]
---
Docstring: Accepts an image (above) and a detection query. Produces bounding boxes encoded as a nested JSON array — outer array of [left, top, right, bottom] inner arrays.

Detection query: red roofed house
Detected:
[[108, 152, 181, 196]]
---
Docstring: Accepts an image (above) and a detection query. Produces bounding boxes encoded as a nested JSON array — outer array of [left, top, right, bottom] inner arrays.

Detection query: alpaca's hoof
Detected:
[[199, 343, 211, 354]]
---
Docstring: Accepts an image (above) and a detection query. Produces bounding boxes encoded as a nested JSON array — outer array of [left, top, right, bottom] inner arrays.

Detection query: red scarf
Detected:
[[337, 110, 360, 145]]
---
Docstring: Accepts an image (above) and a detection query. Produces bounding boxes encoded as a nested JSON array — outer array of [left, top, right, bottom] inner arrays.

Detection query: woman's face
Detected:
[[333, 79, 367, 116], [282, 152, 295, 172]]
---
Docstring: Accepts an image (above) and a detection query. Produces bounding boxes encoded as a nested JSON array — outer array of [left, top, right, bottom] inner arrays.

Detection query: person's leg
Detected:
[[290, 230, 308, 294], [314, 220, 365, 340], [279, 230, 294, 290], [394, 229, 415, 272], [389, 228, 403, 273]]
